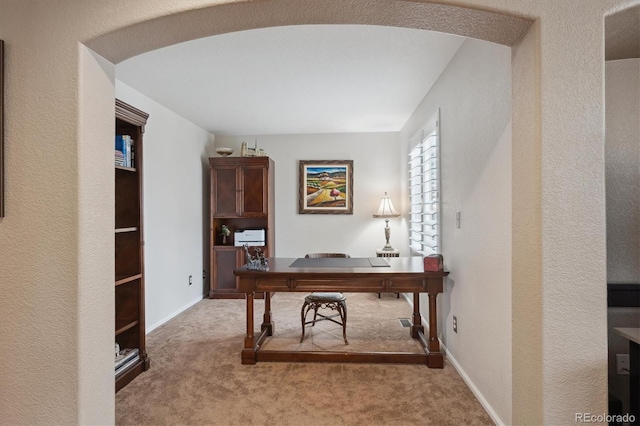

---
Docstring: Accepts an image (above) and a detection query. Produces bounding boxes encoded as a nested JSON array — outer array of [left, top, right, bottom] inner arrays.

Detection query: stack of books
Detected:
[[115, 347, 140, 377], [115, 134, 135, 167], [114, 149, 125, 167]]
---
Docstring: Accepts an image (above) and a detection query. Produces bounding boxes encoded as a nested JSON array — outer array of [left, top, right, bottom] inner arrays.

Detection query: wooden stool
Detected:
[[300, 292, 348, 344]]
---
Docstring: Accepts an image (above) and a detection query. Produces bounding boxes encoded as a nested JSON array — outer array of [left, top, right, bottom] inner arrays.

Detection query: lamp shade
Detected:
[[373, 192, 400, 218]]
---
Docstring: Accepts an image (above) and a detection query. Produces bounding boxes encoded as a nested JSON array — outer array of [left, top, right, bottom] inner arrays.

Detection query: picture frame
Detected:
[[299, 160, 353, 214]]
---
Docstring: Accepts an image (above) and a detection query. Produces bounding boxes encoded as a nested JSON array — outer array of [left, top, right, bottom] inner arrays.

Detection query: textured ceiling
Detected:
[[115, 25, 465, 135]]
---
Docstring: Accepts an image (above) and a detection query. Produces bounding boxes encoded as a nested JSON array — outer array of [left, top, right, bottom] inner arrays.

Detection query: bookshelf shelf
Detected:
[[115, 360, 145, 390], [116, 358, 142, 378], [115, 319, 139, 336], [114, 99, 149, 393], [115, 273, 143, 286], [115, 227, 138, 234], [115, 165, 137, 172]]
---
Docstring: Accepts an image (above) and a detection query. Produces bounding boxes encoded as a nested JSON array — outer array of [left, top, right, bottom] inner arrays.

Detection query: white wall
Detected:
[[0, 0, 624, 424], [115, 81, 214, 332], [605, 58, 640, 414], [399, 39, 513, 424], [215, 133, 402, 257], [606, 59, 640, 283]]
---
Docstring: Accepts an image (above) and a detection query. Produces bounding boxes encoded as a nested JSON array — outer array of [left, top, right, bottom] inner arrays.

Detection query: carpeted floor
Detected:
[[116, 292, 493, 425]]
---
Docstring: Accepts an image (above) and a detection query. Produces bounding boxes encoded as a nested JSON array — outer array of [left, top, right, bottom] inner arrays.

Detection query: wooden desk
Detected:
[[234, 257, 449, 368]]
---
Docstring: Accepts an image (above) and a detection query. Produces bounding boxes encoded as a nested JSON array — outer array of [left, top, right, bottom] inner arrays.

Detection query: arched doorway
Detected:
[[76, 1, 537, 424]]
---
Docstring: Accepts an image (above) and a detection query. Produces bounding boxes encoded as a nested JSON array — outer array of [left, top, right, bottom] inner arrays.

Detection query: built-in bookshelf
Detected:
[[115, 99, 149, 392]]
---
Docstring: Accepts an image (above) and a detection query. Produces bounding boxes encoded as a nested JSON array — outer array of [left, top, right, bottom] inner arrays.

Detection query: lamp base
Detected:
[[377, 248, 400, 258]]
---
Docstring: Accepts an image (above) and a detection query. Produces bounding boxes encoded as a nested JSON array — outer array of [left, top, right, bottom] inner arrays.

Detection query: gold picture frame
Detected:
[[299, 160, 353, 214]]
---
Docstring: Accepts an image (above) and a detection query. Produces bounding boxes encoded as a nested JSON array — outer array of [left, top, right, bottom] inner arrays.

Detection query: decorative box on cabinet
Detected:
[[115, 99, 150, 392], [209, 156, 275, 299]]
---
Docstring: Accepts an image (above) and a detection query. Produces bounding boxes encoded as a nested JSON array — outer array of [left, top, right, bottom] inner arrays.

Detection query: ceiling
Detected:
[[115, 25, 465, 135]]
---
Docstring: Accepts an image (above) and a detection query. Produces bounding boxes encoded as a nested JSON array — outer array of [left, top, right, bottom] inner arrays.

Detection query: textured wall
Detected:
[[536, 1, 610, 422], [78, 44, 118, 423], [606, 59, 640, 282], [510, 18, 544, 424], [605, 57, 640, 417], [0, 0, 632, 424]]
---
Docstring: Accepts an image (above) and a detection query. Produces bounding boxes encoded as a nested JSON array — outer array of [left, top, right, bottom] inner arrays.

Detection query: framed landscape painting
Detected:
[[299, 160, 353, 214]]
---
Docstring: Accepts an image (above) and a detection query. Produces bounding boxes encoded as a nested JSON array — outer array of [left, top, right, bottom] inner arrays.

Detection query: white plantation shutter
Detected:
[[408, 110, 440, 256]]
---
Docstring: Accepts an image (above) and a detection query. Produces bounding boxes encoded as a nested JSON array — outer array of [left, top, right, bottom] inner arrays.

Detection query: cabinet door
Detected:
[[240, 165, 267, 217], [212, 247, 243, 294], [212, 166, 239, 216]]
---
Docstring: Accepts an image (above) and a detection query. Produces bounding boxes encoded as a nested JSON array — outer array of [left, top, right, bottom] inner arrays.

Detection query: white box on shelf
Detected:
[[234, 229, 266, 246]]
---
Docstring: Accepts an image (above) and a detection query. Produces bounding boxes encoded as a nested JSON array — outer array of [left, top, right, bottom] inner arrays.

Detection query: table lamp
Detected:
[[373, 192, 401, 251]]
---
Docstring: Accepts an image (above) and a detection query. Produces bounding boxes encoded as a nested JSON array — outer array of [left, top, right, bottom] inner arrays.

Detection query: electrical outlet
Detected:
[[189, 275, 192, 286], [453, 315, 458, 333], [203, 270, 206, 279], [455, 211, 461, 229], [616, 354, 630, 375]]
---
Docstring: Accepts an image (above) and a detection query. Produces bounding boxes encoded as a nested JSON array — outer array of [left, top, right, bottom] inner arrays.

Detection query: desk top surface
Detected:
[[234, 256, 448, 277], [614, 327, 640, 345]]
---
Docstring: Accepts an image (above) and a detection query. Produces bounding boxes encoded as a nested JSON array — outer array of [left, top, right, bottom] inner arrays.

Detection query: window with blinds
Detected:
[[408, 111, 440, 256]]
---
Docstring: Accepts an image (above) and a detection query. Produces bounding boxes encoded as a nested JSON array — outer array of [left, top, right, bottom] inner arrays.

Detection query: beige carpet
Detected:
[[116, 292, 492, 425]]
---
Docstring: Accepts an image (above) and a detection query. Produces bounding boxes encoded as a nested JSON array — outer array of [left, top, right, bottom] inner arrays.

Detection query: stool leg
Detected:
[[340, 300, 348, 345], [312, 305, 318, 326], [300, 301, 308, 343]]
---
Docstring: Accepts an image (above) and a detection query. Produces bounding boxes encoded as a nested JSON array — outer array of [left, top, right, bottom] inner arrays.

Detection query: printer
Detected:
[[234, 229, 266, 247]]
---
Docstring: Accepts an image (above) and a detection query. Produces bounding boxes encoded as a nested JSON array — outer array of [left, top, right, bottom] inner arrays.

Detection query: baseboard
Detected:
[[146, 296, 203, 334], [401, 293, 505, 425], [441, 345, 506, 425]]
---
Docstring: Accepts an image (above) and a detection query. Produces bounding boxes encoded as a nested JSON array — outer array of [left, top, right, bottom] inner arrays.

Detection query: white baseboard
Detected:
[[442, 344, 505, 426], [401, 293, 505, 426], [146, 296, 203, 334]]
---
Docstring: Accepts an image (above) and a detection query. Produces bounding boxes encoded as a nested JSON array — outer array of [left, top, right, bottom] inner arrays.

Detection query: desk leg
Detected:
[[411, 293, 424, 338], [241, 292, 256, 365], [261, 291, 274, 336], [426, 293, 444, 368]]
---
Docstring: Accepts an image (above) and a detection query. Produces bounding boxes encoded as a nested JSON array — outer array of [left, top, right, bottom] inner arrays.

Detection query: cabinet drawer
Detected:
[[254, 279, 289, 291]]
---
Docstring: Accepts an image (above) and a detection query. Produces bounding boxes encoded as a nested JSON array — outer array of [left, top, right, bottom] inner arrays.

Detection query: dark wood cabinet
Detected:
[[211, 160, 269, 217], [212, 246, 243, 293], [115, 99, 149, 392], [209, 157, 275, 298]]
